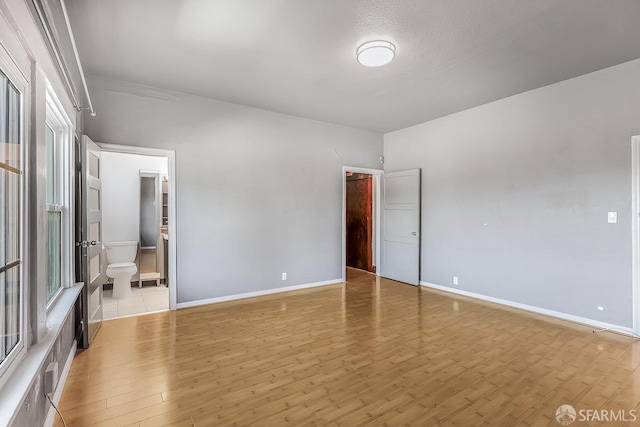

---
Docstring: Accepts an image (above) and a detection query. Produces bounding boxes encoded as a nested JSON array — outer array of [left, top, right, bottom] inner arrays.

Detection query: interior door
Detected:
[[380, 169, 421, 285], [346, 173, 374, 272], [81, 135, 104, 344]]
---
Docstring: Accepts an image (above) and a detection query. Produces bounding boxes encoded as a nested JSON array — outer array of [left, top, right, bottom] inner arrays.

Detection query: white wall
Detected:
[[384, 59, 640, 328], [101, 152, 168, 244], [84, 77, 383, 304]]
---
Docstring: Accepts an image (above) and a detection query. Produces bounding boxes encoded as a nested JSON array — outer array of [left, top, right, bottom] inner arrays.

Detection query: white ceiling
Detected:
[[66, 0, 640, 133]]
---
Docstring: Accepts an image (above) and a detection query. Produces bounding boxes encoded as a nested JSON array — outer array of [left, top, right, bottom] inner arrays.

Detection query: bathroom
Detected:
[[100, 151, 170, 319]]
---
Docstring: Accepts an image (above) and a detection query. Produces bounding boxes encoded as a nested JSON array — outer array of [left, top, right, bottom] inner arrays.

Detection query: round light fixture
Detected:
[[356, 40, 396, 67]]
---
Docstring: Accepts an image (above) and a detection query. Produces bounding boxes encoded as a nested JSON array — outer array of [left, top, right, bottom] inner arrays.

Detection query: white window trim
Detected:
[[0, 41, 29, 388], [44, 81, 73, 313]]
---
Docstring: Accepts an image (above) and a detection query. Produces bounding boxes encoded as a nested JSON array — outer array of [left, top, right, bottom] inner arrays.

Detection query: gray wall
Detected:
[[10, 312, 75, 427], [384, 59, 640, 328], [84, 77, 383, 303]]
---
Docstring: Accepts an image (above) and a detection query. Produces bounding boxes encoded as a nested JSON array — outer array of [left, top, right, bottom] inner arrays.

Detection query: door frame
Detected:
[[631, 135, 640, 335], [342, 166, 383, 281], [98, 143, 178, 310]]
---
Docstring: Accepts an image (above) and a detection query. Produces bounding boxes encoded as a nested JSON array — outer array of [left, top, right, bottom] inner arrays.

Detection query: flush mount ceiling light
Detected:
[[356, 40, 396, 67]]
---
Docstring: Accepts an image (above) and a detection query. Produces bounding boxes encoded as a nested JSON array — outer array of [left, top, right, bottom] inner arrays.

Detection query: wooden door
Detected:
[[346, 173, 373, 272]]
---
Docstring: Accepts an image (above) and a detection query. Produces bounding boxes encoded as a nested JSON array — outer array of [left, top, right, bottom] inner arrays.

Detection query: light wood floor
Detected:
[[55, 269, 640, 426]]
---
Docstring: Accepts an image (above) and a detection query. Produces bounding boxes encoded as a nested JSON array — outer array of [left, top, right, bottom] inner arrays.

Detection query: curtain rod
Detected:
[[60, 0, 95, 116], [31, 0, 95, 116]]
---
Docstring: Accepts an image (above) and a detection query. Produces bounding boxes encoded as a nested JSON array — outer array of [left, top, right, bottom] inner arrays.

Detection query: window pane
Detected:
[[6, 82, 20, 169], [5, 170, 19, 264], [46, 124, 55, 204], [47, 211, 61, 302], [0, 69, 22, 369], [4, 266, 20, 357], [0, 270, 4, 362], [0, 73, 6, 148], [0, 169, 5, 267]]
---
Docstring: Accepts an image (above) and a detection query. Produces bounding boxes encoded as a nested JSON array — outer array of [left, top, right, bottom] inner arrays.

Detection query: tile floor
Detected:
[[103, 283, 169, 319]]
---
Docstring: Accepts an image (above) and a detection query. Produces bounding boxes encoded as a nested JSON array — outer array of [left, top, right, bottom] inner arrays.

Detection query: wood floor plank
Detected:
[[55, 269, 640, 426]]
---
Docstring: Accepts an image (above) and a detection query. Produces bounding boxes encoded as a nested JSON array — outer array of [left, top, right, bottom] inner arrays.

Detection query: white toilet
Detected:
[[104, 241, 138, 299]]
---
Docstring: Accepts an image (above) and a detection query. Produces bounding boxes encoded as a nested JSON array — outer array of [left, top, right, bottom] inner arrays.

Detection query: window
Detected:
[[45, 87, 71, 307], [0, 70, 23, 368], [45, 122, 62, 303]]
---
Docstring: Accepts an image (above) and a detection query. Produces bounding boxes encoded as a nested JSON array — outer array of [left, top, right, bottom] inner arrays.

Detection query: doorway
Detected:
[[342, 166, 383, 281], [98, 143, 177, 317], [346, 172, 374, 272], [631, 135, 640, 336]]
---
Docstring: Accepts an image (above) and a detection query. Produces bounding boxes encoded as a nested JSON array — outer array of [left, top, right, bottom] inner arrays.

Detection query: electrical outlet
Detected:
[[44, 362, 58, 395], [282, 272, 287, 281], [453, 276, 459, 285], [597, 306, 604, 311]]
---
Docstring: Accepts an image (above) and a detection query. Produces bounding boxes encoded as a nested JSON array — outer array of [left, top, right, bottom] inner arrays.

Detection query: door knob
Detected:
[[411, 232, 417, 236]]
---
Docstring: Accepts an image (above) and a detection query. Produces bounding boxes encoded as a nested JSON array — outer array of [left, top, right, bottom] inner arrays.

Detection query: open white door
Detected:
[[81, 135, 104, 344], [380, 169, 421, 285]]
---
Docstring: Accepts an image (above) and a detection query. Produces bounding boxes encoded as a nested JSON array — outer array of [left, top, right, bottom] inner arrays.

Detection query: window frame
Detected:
[[0, 43, 29, 385], [44, 82, 73, 311]]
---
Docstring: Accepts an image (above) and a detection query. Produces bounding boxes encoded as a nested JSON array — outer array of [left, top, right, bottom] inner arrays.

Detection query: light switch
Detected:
[[607, 212, 618, 224]]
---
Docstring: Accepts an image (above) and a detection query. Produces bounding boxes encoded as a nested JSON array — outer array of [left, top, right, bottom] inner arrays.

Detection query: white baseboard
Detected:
[[420, 281, 634, 336], [44, 340, 77, 427], [177, 279, 343, 309]]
